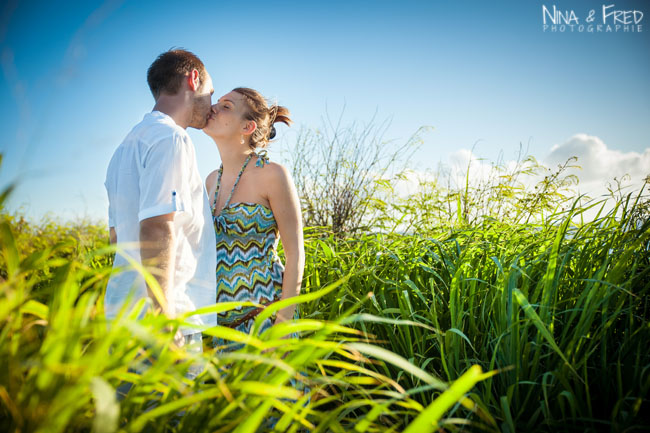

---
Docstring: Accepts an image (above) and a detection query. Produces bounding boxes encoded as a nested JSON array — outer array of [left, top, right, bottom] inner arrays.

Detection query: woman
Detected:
[[202, 87, 304, 347]]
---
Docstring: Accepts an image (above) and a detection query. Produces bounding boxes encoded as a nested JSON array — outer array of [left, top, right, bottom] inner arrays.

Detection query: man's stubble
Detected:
[[188, 94, 211, 130]]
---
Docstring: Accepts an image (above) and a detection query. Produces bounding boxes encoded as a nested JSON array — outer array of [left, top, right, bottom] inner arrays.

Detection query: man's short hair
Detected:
[[147, 49, 207, 99]]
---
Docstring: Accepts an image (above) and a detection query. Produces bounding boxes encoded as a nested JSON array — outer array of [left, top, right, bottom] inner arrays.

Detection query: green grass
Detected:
[[1, 159, 649, 431], [299, 196, 650, 432], [0, 205, 490, 432]]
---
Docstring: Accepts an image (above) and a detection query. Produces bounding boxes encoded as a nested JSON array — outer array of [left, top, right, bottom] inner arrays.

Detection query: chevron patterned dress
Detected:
[[211, 152, 284, 349]]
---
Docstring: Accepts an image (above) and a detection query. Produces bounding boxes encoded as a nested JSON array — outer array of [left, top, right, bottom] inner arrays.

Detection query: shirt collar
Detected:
[[147, 110, 177, 126]]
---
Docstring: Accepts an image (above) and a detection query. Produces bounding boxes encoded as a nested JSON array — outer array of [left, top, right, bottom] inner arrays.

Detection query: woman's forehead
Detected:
[[218, 91, 245, 103]]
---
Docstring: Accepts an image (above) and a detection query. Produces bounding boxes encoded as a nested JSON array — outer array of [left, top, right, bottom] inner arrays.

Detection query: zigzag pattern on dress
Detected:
[[216, 284, 276, 304], [214, 205, 283, 325], [222, 205, 277, 232], [215, 260, 270, 276], [217, 271, 278, 300], [217, 244, 267, 263], [211, 153, 286, 330]]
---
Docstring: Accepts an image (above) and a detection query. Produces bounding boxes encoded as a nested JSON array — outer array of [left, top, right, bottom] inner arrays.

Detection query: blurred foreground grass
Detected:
[[0, 196, 490, 432]]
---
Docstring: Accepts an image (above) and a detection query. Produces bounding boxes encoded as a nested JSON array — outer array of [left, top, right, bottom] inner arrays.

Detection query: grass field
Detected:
[[1, 175, 649, 432]]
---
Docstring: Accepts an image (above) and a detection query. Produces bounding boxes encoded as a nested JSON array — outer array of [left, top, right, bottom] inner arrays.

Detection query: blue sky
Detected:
[[1, 0, 649, 222]]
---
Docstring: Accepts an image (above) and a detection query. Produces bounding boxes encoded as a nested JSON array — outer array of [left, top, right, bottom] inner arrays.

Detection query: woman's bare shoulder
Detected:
[[259, 161, 291, 183]]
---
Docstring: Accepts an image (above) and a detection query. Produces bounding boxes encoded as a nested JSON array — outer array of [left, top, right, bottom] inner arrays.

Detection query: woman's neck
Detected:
[[216, 141, 254, 173]]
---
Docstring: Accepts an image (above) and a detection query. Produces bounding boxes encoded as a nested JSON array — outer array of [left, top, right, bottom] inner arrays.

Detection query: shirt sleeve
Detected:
[[104, 174, 116, 228], [138, 132, 189, 221], [108, 200, 116, 228]]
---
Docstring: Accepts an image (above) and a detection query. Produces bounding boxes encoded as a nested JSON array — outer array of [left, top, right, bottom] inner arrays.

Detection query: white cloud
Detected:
[[445, 148, 538, 190], [448, 149, 493, 184], [545, 133, 650, 198], [383, 134, 649, 223], [440, 134, 649, 199]]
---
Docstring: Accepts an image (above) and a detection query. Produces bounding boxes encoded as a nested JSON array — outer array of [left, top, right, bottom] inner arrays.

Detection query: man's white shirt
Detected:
[[104, 111, 216, 333]]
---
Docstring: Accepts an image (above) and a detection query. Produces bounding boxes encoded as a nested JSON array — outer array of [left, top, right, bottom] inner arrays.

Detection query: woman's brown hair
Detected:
[[233, 87, 292, 149]]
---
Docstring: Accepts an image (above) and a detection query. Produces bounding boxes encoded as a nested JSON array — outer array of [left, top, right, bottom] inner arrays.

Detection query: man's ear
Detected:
[[187, 69, 201, 91]]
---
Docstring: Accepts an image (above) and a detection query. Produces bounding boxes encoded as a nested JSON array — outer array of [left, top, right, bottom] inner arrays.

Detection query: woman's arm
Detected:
[[266, 163, 304, 323], [205, 169, 219, 200]]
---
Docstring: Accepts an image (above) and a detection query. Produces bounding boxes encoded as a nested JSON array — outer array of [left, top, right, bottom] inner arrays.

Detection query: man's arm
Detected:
[[109, 227, 117, 245], [139, 213, 176, 316]]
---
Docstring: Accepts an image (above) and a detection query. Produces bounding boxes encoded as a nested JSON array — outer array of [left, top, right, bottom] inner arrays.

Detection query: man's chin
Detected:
[[189, 118, 209, 130]]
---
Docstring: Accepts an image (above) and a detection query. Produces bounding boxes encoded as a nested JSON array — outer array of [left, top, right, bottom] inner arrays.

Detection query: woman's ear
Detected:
[[243, 120, 257, 136]]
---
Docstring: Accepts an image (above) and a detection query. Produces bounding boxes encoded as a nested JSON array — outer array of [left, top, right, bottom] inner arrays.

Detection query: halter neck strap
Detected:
[[212, 153, 255, 215]]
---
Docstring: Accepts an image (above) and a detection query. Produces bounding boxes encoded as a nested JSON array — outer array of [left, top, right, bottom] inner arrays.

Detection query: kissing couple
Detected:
[[104, 49, 304, 360]]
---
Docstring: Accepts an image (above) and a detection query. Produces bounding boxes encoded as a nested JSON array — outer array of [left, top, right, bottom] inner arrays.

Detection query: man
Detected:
[[104, 49, 216, 350]]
